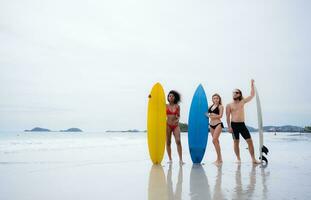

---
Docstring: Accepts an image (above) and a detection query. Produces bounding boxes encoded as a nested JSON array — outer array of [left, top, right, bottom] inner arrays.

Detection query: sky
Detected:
[[0, 0, 310, 131]]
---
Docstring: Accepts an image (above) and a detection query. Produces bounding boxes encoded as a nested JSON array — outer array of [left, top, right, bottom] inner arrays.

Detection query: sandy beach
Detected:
[[1, 132, 311, 200]]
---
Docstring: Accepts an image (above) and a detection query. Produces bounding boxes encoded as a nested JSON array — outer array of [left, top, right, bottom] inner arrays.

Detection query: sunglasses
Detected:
[[233, 91, 240, 94]]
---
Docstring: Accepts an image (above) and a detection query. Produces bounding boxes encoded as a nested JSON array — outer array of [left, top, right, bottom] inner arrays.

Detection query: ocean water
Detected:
[[1, 131, 311, 200]]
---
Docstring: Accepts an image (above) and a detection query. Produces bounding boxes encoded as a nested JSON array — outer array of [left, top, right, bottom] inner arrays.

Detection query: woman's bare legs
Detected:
[[166, 126, 173, 162], [211, 125, 223, 164], [173, 126, 184, 164]]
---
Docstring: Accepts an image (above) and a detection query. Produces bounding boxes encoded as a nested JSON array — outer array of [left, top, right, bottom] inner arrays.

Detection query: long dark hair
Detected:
[[212, 93, 222, 105], [167, 90, 181, 104]]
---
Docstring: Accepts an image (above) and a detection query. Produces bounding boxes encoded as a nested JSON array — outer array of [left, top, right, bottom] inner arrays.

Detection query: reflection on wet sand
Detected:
[[148, 165, 168, 200], [261, 165, 270, 200], [189, 164, 225, 200], [232, 164, 270, 200], [148, 163, 269, 200], [167, 164, 183, 200], [190, 164, 211, 200], [213, 165, 225, 200], [232, 164, 256, 200]]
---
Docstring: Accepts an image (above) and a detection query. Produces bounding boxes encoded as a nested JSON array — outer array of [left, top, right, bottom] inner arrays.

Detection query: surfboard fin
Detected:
[[260, 155, 268, 163], [262, 145, 269, 155]]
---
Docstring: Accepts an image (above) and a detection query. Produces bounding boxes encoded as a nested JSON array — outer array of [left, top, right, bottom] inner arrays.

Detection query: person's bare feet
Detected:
[[252, 159, 262, 164], [235, 159, 241, 163], [179, 160, 185, 165], [213, 160, 223, 165], [167, 160, 173, 164]]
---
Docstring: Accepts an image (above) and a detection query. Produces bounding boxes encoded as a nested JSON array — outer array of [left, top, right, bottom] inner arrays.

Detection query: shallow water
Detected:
[[0, 131, 311, 200]]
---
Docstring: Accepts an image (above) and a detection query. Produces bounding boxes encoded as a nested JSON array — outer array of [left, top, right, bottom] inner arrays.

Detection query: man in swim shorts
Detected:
[[226, 79, 261, 164]]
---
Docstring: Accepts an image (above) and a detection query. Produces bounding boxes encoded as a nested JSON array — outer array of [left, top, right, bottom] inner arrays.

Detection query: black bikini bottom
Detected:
[[210, 122, 224, 129]]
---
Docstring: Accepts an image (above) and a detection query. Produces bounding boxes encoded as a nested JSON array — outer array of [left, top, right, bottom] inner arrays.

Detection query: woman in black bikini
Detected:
[[207, 93, 224, 165]]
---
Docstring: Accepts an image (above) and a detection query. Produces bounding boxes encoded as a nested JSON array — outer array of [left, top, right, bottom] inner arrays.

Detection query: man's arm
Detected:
[[243, 79, 255, 103], [226, 104, 233, 133]]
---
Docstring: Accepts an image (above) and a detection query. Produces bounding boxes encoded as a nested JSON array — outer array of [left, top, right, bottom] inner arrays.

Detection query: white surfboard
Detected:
[[255, 85, 269, 163]]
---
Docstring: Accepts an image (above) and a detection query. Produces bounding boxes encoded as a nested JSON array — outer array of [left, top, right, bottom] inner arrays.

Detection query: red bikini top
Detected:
[[166, 105, 180, 116]]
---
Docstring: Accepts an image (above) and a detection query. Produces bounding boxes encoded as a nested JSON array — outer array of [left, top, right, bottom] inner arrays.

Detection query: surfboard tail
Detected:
[[260, 155, 268, 164], [262, 145, 269, 155], [190, 148, 206, 164]]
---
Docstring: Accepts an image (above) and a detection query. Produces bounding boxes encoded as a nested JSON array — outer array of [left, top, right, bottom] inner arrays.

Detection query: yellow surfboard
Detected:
[[147, 83, 166, 164]]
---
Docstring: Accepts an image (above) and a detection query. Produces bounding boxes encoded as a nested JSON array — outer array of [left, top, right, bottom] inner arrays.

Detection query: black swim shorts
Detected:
[[231, 122, 251, 140]]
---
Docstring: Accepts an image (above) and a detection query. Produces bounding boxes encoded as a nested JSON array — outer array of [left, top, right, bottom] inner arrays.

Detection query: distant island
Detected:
[[179, 122, 188, 132], [261, 125, 304, 133], [305, 126, 311, 133], [24, 127, 83, 132], [24, 127, 51, 132], [60, 128, 83, 132]]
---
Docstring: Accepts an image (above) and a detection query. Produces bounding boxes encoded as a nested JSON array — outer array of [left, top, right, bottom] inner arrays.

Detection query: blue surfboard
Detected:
[[188, 84, 209, 163]]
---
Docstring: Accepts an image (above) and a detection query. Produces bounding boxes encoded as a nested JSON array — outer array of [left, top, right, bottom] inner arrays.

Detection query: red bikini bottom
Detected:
[[167, 123, 178, 131]]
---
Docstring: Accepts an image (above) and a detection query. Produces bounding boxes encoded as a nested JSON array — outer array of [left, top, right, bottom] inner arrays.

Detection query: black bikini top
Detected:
[[208, 105, 220, 115]]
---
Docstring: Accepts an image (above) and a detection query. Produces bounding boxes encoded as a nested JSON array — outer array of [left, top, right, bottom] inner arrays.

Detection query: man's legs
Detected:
[[246, 139, 261, 164], [234, 139, 241, 162], [231, 122, 241, 162], [240, 123, 261, 164]]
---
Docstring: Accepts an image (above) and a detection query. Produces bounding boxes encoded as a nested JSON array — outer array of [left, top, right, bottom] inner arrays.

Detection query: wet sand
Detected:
[[1, 132, 311, 199]]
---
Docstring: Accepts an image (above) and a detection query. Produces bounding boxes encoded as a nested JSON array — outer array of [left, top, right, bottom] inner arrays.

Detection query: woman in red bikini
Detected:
[[166, 90, 184, 164], [207, 93, 224, 165]]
